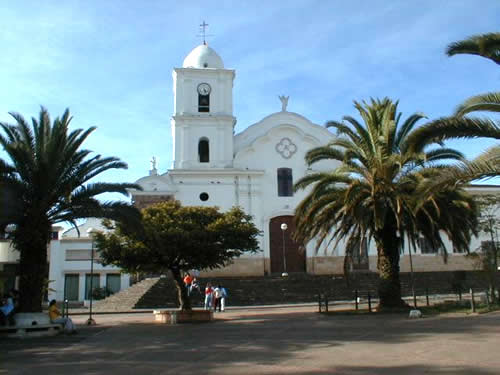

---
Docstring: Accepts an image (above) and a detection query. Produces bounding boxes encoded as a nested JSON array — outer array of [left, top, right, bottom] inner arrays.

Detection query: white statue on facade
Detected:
[[279, 95, 289, 112], [150, 156, 158, 176]]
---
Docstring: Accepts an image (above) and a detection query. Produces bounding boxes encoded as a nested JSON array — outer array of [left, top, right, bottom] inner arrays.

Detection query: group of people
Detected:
[[1, 287, 76, 334], [182, 273, 228, 312], [183, 273, 201, 296], [204, 282, 227, 312]]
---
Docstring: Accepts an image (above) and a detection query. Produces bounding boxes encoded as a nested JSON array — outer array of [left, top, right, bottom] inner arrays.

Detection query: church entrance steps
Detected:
[[92, 277, 160, 312], [87, 271, 497, 312]]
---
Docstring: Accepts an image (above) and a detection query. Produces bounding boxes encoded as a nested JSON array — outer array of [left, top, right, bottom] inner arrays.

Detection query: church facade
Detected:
[[130, 43, 488, 277], [132, 43, 338, 276]]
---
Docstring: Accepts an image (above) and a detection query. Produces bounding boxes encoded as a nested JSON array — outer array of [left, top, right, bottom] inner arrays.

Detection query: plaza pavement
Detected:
[[1, 305, 500, 375]]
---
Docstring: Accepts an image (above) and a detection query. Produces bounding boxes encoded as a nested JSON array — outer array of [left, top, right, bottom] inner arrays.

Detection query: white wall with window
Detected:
[[48, 218, 130, 303]]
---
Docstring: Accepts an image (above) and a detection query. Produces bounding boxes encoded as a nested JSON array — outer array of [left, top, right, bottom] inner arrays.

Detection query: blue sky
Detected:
[[1, 0, 499, 199]]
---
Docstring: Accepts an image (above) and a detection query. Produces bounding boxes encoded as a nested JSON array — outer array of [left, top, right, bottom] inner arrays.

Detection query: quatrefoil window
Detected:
[[275, 137, 297, 159]]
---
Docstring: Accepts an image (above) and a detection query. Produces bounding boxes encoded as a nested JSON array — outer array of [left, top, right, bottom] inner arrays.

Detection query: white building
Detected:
[[47, 218, 130, 302], [131, 42, 498, 277]]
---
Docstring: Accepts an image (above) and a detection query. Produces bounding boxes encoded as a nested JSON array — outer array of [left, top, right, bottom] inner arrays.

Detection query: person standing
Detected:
[[220, 285, 228, 312], [204, 282, 213, 310], [213, 285, 223, 312], [0, 294, 15, 326], [190, 277, 201, 295], [183, 273, 193, 296]]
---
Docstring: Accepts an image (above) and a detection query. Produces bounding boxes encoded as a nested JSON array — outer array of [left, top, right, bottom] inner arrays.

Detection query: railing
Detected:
[[318, 287, 498, 314]]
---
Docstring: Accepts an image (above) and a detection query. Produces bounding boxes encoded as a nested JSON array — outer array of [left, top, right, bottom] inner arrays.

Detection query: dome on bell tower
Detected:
[[182, 44, 224, 69]]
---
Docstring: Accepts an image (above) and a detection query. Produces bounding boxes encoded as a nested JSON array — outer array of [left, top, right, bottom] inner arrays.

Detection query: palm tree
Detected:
[[446, 32, 500, 119], [411, 32, 500, 184], [446, 32, 500, 65], [0, 107, 140, 312], [294, 98, 478, 309]]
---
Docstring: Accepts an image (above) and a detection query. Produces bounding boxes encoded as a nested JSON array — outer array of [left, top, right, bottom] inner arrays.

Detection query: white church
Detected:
[[130, 42, 489, 278], [3, 41, 495, 303]]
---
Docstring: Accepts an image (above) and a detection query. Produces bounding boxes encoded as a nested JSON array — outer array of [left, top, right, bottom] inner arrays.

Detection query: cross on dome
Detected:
[[199, 21, 210, 45]]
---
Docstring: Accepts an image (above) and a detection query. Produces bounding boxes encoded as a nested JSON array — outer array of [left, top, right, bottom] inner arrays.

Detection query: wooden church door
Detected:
[[269, 215, 306, 274]]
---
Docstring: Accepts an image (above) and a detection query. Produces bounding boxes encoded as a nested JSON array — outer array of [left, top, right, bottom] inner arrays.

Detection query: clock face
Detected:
[[197, 83, 211, 95]]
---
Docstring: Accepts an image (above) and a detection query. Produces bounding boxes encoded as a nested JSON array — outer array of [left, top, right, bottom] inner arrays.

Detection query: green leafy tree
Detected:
[[294, 98, 478, 309], [95, 200, 261, 311], [473, 194, 500, 302], [0, 107, 140, 312]]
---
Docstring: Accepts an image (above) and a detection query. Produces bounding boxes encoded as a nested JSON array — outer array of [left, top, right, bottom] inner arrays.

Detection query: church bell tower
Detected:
[[171, 42, 236, 169]]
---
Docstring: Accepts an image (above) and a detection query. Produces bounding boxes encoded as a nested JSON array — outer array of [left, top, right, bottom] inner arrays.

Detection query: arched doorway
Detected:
[[269, 215, 305, 274]]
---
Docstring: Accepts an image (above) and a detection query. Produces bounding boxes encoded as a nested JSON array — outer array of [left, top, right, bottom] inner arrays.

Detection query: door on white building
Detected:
[[269, 215, 305, 274], [64, 274, 79, 301], [106, 274, 121, 295], [85, 274, 100, 299]]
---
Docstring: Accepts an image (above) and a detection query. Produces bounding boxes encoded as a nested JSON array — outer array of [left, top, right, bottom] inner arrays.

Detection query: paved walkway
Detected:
[[2, 306, 500, 374]]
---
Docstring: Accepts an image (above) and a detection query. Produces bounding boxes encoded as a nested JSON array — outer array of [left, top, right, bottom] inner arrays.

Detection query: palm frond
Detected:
[[407, 117, 500, 152], [454, 92, 500, 117], [446, 32, 500, 65]]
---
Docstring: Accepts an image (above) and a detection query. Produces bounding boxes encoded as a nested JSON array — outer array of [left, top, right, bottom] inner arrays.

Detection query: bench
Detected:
[[0, 312, 64, 338]]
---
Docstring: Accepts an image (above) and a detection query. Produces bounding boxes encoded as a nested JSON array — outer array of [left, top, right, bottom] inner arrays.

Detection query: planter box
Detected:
[[153, 309, 213, 324]]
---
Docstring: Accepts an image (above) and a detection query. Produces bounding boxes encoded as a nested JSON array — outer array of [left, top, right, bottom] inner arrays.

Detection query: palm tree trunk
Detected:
[[15, 219, 50, 312], [170, 267, 192, 311], [375, 220, 407, 309]]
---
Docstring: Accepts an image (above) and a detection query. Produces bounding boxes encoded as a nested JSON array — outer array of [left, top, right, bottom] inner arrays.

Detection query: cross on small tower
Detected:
[[199, 21, 209, 45]]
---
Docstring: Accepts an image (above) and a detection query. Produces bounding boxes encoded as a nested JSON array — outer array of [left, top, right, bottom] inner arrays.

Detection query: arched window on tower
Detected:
[[277, 168, 293, 197], [198, 138, 209, 163], [198, 93, 210, 112]]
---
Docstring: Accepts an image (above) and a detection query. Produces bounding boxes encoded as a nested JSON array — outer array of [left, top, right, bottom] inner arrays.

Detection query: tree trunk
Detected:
[[15, 217, 51, 312], [375, 216, 407, 309], [170, 268, 192, 311]]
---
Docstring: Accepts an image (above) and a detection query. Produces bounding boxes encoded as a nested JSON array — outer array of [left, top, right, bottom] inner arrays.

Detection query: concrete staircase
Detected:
[[92, 278, 160, 312], [91, 271, 498, 311]]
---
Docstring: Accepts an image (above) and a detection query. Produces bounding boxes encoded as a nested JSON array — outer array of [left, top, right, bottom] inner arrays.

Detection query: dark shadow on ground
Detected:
[[2, 311, 499, 374]]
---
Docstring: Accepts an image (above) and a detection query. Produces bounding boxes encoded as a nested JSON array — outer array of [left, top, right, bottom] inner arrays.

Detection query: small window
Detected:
[[452, 243, 466, 253], [198, 139, 209, 163], [352, 237, 369, 270], [277, 168, 293, 197], [51, 231, 59, 240], [481, 240, 497, 253], [418, 237, 439, 254], [198, 94, 210, 112], [200, 192, 209, 201]]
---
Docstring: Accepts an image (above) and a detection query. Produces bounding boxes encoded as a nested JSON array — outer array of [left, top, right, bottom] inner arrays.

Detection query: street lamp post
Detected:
[[399, 230, 417, 309], [281, 223, 288, 277], [86, 228, 98, 325]]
